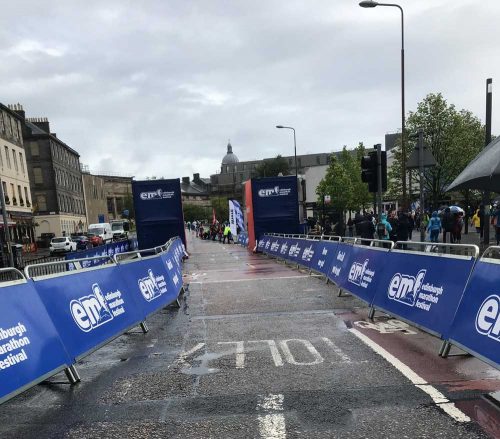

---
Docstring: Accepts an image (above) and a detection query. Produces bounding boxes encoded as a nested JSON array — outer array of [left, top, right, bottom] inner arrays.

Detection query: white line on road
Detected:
[[248, 340, 284, 367], [349, 328, 471, 423], [190, 275, 322, 284], [321, 337, 352, 362], [218, 341, 245, 369], [257, 394, 286, 439], [175, 342, 205, 367], [279, 339, 323, 366]]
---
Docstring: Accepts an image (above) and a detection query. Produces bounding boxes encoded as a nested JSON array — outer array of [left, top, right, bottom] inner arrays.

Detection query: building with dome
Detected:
[[210, 141, 333, 199]]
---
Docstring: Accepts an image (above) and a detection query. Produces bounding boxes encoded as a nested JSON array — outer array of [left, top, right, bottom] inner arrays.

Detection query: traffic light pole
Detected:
[[376, 144, 383, 217], [417, 128, 426, 242]]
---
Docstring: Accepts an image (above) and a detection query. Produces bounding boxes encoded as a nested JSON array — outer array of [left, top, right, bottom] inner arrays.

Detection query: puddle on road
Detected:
[[181, 352, 221, 376]]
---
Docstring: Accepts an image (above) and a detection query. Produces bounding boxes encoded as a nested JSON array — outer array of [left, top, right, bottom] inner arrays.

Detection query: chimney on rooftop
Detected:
[[7, 103, 25, 120], [26, 117, 50, 134], [182, 176, 190, 185], [193, 173, 200, 183]]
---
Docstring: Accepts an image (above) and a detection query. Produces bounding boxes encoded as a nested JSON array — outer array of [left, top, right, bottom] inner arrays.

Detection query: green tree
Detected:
[[211, 196, 229, 222], [255, 155, 290, 177], [183, 204, 209, 222], [387, 93, 485, 207], [316, 153, 353, 217]]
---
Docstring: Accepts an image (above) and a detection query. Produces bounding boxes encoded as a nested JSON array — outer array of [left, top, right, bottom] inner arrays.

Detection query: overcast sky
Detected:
[[0, 0, 498, 179]]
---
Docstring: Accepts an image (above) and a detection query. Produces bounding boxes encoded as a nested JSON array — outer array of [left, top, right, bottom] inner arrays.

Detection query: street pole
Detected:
[[376, 144, 383, 217], [0, 179, 14, 267], [483, 78, 492, 246], [417, 128, 426, 242]]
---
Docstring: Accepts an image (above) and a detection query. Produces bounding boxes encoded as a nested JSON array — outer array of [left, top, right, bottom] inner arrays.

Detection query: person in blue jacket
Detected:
[[376, 213, 392, 240], [427, 211, 442, 243]]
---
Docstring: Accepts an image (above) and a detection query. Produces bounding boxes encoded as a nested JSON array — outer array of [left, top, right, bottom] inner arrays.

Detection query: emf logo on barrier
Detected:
[[257, 186, 291, 197], [139, 189, 174, 200], [70, 284, 125, 332], [138, 269, 167, 302], [387, 270, 426, 307], [476, 295, 500, 341], [348, 259, 374, 289]]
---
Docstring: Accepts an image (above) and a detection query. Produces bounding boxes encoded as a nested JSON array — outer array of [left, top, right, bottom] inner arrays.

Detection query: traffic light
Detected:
[[360, 150, 387, 193], [361, 152, 377, 193]]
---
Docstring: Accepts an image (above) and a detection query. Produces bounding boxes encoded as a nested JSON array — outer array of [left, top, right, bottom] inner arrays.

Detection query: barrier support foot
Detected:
[[368, 307, 376, 320], [64, 366, 80, 385], [440, 341, 452, 358], [438, 340, 447, 356], [338, 289, 343, 297], [69, 365, 81, 382], [325, 277, 329, 285], [140, 321, 149, 334], [174, 298, 181, 308], [180, 286, 186, 296]]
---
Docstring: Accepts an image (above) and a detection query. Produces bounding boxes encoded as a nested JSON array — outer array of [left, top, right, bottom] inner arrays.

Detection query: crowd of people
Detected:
[[316, 203, 500, 245], [186, 220, 239, 244]]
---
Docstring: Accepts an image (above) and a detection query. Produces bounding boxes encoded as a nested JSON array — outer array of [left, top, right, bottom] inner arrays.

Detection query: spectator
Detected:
[[471, 208, 481, 234], [376, 213, 392, 242], [388, 211, 399, 242], [347, 217, 354, 237], [427, 211, 442, 243], [222, 224, 233, 244], [442, 207, 454, 243], [452, 213, 464, 244], [397, 212, 410, 242], [358, 214, 375, 245]]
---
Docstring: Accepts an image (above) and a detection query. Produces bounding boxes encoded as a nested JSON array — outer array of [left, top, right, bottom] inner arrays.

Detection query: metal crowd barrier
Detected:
[[24, 255, 115, 279]]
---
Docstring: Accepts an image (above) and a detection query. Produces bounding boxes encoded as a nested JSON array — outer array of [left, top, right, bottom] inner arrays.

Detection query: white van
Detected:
[[88, 223, 113, 244]]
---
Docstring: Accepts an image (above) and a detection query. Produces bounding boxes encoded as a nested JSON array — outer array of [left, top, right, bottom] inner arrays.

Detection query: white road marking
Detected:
[[190, 275, 322, 284], [249, 340, 284, 366], [321, 337, 351, 362], [257, 394, 286, 439], [279, 339, 323, 366], [349, 328, 471, 423], [175, 342, 205, 367], [218, 341, 245, 368], [354, 319, 418, 335]]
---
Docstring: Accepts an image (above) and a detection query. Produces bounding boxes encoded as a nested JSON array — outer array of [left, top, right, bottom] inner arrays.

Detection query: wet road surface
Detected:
[[0, 233, 499, 438]]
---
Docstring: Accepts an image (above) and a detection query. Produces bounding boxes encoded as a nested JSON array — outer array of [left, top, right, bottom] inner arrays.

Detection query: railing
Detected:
[[24, 255, 115, 279], [393, 241, 479, 258]]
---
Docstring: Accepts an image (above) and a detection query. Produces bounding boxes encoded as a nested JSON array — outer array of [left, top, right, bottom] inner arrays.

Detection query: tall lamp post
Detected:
[[359, 0, 406, 205], [276, 125, 298, 179]]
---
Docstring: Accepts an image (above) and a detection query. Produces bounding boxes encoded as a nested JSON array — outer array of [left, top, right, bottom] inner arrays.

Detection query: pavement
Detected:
[[0, 232, 499, 438]]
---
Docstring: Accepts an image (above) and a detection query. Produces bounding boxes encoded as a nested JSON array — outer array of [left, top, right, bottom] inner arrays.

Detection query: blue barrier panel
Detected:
[[447, 258, 500, 368], [286, 238, 303, 263], [308, 239, 339, 276], [268, 236, 284, 257], [257, 237, 267, 252], [297, 239, 321, 270], [66, 240, 132, 268], [0, 279, 71, 403], [117, 255, 180, 317], [327, 242, 355, 285], [159, 239, 184, 293], [371, 251, 475, 337], [335, 245, 390, 304], [33, 265, 144, 361]]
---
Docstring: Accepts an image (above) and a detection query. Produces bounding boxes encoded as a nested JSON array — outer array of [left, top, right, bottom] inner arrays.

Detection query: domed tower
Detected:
[[221, 141, 239, 173]]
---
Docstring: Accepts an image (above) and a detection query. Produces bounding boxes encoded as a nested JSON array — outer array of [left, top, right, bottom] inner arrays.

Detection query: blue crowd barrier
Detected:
[[30, 263, 145, 362], [66, 239, 134, 267], [333, 241, 393, 305], [259, 234, 499, 369], [0, 270, 72, 404], [371, 248, 476, 338], [446, 248, 500, 368]]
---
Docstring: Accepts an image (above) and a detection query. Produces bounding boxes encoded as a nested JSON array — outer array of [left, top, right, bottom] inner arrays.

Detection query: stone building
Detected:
[[81, 168, 107, 224], [0, 104, 34, 243], [181, 173, 211, 206], [18, 110, 87, 237], [96, 174, 133, 220]]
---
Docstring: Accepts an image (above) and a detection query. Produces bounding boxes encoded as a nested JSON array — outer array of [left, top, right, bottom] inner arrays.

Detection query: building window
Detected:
[[24, 187, 30, 206], [37, 195, 47, 211], [10, 183, 15, 204], [2, 182, 8, 203], [107, 198, 114, 213], [18, 185, 22, 205], [19, 152, 24, 173], [33, 167, 43, 184], [30, 142, 39, 156], [12, 149, 18, 172], [4, 146, 10, 168], [316, 156, 320, 165], [0, 112, 4, 133]]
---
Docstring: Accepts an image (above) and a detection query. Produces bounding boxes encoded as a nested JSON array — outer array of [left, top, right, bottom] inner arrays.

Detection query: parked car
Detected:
[[49, 237, 77, 255], [87, 233, 104, 247], [72, 235, 92, 250], [88, 223, 113, 244]]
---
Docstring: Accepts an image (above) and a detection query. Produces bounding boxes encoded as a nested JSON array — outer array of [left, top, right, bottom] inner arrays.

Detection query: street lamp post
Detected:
[[276, 125, 298, 179], [359, 0, 406, 205]]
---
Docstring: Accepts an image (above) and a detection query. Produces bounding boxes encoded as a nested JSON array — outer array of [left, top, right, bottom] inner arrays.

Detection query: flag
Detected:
[[229, 200, 245, 236], [212, 208, 216, 225]]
